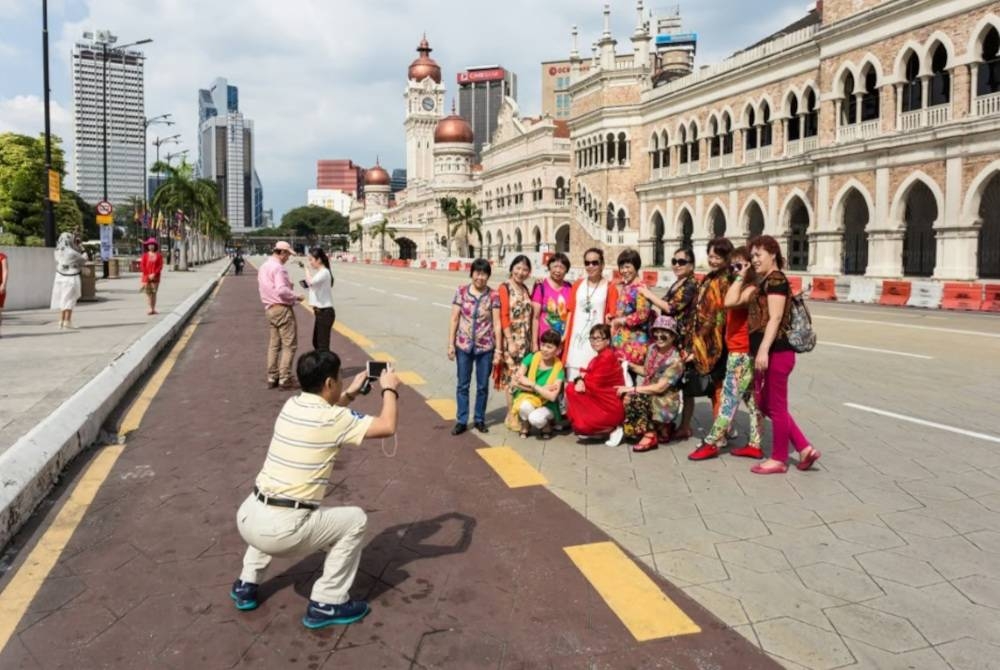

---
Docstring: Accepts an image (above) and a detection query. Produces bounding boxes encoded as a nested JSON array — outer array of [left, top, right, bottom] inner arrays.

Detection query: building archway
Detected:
[[744, 200, 765, 239], [678, 209, 694, 249], [978, 173, 1000, 278], [651, 212, 665, 266], [786, 196, 811, 271], [555, 224, 570, 253], [902, 181, 938, 277], [532, 226, 542, 252], [708, 204, 727, 238], [396, 237, 417, 261], [515, 228, 523, 252], [842, 189, 870, 275], [497, 231, 506, 260]]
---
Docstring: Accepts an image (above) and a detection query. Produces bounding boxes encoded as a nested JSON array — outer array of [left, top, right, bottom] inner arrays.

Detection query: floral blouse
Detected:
[[532, 279, 571, 340], [452, 284, 501, 354], [661, 275, 698, 350], [612, 281, 653, 366]]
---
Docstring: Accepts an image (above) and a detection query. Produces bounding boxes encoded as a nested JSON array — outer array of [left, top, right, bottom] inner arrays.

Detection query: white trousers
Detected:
[[518, 401, 554, 429], [236, 494, 367, 605]]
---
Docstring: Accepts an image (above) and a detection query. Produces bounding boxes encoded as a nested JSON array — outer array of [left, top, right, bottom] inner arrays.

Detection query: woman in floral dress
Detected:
[[610, 249, 652, 375], [498, 255, 535, 429], [531, 253, 572, 348]]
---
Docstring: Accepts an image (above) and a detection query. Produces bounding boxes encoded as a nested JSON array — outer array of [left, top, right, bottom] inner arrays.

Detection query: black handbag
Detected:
[[682, 363, 714, 397]]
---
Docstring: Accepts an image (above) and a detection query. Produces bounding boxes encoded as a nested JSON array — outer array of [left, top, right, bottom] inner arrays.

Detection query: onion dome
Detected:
[[364, 162, 390, 186], [408, 35, 441, 83], [434, 109, 474, 144]]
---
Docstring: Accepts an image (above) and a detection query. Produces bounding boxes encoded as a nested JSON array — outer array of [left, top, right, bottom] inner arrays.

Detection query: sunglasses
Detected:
[[671, 258, 690, 266], [584, 260, 601, 267], [653, 332, 674, 340], [731, 263, 746, 272]]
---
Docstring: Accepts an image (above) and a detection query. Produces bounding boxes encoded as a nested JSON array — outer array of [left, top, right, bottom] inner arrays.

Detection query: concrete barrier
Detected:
[[834, 276, 853, 301], [0, 246, 58, 311], [809, 276, 836, 300], [879, 280, 912, 306], [983, 284, 1000, 312], [0, 264, 230, 549], [906, 281, 943, 309], [846, 277, 877, 303], [941, 282, 983, 311]]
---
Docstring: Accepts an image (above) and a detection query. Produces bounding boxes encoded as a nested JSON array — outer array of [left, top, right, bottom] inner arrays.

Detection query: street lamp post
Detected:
[[98, 33, 151, 277], [143, 113, 173, 239], [41, 0, 55, 247]]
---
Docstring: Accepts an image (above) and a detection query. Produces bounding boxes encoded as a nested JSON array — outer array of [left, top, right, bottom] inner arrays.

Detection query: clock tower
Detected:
[[404, 36, 445, 184]]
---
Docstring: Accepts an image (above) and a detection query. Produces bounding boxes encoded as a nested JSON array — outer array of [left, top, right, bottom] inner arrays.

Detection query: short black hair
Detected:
[[547, 252, 571, 271], [707, 237, 734, 260], [540, 330, 562, 347], [589, 323, 611, 340], [583, 248, 604, 264], [508, 254, 532, 274], [617, 249, 642, 271], [296, 350, 342, 393], [470, 258, 492, 277]]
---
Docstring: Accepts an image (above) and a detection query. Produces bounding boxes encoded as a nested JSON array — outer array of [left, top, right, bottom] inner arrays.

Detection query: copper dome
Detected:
[[364, 163, 390, 186], [408, 36, 441, 83], [434, 114, 474, 144]]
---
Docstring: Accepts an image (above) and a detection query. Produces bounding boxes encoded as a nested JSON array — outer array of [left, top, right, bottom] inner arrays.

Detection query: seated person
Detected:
[[565, 323, 625, 439], [617, 315, 685, 453], [510, 330, 565, 439]]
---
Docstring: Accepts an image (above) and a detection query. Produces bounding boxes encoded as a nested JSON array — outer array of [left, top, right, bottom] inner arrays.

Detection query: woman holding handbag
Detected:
[[497, 255, 535, 430], [139, 237, 164, 316]]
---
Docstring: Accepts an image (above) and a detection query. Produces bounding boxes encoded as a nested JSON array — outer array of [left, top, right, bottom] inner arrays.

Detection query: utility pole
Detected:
[[42, 0, 55, 247]]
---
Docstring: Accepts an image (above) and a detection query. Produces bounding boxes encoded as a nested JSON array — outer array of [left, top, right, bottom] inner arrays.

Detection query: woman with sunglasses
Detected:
[[565, 323, 625, 439], [563, 248, 619, 381], [616, 316, 685, 452], [689, 247, 763, 461], [609, 249, 652, 375]]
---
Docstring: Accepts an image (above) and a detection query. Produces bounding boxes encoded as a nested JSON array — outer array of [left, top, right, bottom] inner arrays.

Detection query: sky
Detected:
[[0, 0, 811, 222]]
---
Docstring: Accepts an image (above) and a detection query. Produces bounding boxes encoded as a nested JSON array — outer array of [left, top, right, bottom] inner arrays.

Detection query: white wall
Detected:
[[1, 247, 57, 311]]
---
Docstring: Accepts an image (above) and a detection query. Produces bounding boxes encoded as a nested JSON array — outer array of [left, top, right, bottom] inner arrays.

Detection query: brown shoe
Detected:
[[278, 380, 297, 390], [267, 379, 279, 389]]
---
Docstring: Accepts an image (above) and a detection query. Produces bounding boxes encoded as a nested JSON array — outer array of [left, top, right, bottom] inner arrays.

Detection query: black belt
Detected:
[[253, 486, 318, 510]]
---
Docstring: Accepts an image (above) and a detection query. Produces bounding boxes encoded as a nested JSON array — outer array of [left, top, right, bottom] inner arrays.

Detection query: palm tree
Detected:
[[151, 160, 225, 269], [444, 198, 483, 258], [439, 197, 457, 255], [348, 222, 365, 259], [368, 217, 397, 260]]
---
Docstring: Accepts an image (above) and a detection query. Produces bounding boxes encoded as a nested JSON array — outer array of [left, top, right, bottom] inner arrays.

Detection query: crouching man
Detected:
[[230, 350, 399, 629]]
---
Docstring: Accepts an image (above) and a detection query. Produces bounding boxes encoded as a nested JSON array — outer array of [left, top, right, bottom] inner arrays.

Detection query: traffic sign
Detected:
[[48, 170, 61, 203], [96, 200, 113, 216]]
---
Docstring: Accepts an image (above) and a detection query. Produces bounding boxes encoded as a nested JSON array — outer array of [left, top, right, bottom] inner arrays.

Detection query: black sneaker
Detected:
[[451, 423, 468, 436], [302, 599, 370, 629], [473, 422, 488, 434], [229, 579, 259, 611]]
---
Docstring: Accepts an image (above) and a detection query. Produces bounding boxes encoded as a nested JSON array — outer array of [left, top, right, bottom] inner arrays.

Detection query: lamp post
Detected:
[[97, 33, 151, 277], [143, 113, 172, 239], [41, 0, 55, 247]]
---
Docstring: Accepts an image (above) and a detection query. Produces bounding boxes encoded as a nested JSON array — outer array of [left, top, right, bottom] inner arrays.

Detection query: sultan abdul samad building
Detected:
[[351, 0, 1000, 281]]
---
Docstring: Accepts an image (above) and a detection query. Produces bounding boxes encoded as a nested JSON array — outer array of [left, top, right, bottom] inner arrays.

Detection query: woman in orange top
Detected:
[[497, 255, 535, 427], [562, 248, 619, 380], [139, 237, 164, 315]]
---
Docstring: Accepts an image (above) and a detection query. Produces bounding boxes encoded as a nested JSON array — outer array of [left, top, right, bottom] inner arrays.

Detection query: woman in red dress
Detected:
[[139, 238, 164, 315], [565, 323, 625, 438]]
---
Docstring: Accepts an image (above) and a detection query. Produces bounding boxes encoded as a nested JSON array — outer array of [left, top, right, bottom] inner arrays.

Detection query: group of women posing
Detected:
[[446, 236, 819, 474]]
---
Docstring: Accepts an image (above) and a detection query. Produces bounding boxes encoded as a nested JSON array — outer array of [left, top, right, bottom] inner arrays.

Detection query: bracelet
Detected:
[[382, 388, 399, 399], [734, 276, 743, 282]]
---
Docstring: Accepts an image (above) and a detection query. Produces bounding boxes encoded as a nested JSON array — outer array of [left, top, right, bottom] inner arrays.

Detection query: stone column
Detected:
[[854, 93, 864, 124], [865, 229, 904, 278], [880, 85, 895, 133], [934, 225, 980, 280], [894, 82, 904, 130], [809, 231, 844, 275]]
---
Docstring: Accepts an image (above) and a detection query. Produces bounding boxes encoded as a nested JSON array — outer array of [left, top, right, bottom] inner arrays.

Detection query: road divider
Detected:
[[476, 447, 547, 488], [844, 402, 1000, 444], [821, 341, 933, 360], [427, 398, 457, 420]]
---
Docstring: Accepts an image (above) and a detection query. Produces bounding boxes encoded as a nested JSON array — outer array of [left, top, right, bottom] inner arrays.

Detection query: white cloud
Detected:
[[46, 0, 810, 220]]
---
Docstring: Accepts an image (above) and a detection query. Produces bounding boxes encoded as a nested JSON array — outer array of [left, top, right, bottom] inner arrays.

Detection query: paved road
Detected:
[[316, 262, 1000, 670], [0, 265, 777, 669]]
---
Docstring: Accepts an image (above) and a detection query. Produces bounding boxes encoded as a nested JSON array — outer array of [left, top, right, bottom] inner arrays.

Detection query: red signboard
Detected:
[[457, 68, 506, 84]]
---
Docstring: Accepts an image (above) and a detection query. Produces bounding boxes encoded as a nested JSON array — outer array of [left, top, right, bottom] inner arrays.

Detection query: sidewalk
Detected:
[[0, 267, 775, 669], [0, 260, 230, 457]]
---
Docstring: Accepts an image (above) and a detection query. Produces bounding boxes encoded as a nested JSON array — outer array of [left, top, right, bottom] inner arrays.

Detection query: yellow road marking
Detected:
[[397, 371, 426, 385], [334, 322, 374, 349], [426, 398, 457, 420], [0, 278, 218, 653], [563, 542, 701, 641], [476, 447, 548, 488], [370, 352, 396, 363]]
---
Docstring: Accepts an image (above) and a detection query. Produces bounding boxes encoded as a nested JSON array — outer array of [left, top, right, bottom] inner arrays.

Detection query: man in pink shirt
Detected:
[[257, 241, 302, 388]]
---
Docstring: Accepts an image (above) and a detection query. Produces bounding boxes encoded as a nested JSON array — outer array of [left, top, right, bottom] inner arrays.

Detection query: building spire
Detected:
[[570, 25, 579, 60], [602, 4, 612, 38]]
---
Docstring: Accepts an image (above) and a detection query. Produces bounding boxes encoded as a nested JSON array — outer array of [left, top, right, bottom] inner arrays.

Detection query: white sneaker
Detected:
[[605, 426, 624, 447]]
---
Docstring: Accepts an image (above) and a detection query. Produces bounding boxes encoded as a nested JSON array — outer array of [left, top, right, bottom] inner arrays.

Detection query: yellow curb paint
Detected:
[[397, 371, 426, 385], [476, 446, 548, 488], [370, 352, 396, 363], [334, 323, 374, 349], [563, 541, 701, 641], [426, 398, 457, 420], [0, 445, 126, 652], [0, 278, 217, 654]]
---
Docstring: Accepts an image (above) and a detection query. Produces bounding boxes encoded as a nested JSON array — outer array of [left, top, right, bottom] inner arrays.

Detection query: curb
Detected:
[[0, 262, 231, 549]]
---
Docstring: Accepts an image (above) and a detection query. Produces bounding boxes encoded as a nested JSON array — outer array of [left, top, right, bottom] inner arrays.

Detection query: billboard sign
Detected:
[[457, 68, 506, 84], [655, 32, 698, 46]]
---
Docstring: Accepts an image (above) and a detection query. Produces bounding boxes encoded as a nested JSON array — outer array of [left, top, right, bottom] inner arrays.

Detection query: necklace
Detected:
[[583, 278, 601, 313]]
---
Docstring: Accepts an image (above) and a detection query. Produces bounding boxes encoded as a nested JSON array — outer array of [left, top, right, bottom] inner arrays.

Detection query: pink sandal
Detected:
[[751, 461, 788, 475], [797, 447, 821, 471]]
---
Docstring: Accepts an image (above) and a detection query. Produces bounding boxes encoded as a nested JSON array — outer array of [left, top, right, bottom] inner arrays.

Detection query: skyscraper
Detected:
[[316, 160, 364, 196], [456, 66, 517, 162], [198, 77, 258, 231], [72, 30, 146, 208]]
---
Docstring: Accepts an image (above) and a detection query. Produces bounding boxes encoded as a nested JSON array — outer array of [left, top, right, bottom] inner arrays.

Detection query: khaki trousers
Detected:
[[236, 494, 367, 605], [266, 305, 297, 383]]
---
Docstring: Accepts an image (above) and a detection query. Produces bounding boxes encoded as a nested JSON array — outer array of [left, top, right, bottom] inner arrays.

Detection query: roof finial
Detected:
[[570, 25, 579, 59], [602, 4, 611, 38], [451, 98, 456, 114]]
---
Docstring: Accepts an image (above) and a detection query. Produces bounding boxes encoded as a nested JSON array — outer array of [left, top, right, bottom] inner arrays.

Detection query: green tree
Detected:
[[151, 159, 226, 270], [349, 222, 364, 259], [368, 217, 397, 259], [441, 197, 483, 257], [280, 205, 348, 242], [0, 132, 68, 244]]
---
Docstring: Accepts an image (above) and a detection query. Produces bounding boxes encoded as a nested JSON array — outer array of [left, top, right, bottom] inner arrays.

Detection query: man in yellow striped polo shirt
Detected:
[[230, 350, 399, 629]]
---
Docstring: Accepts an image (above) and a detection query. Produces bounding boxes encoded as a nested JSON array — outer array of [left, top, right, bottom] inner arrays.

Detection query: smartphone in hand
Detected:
[[366, 361, 389, 380], [299, 279, 309, 289]]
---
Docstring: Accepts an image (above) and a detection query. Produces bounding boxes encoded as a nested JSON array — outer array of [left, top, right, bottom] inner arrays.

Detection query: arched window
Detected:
[[902, 51, 922, 112], [709, 117, 721, 157], [617, 132, 628, 164], [902, 181, 938, 277], [709, 205, 727, 238], [606, 203, 615, 231], [689, 124, 699, 162], [804, 90, 818, 137], [979, 173, 1000, 277], [842, 189, 870, 275], [745, 106, 758, 149], [515, 228, 523, 252], [616, 208, 627, 231], [606, 133, 615, 165], [786, 197, 811, 271], [860, 66, 880, 121], [555, 176, 566, 201], [678, 125, 688, 164], [679, 209, 694, 249], [929, 44, 950, 106], [722, 114, 734, 154], [650, 132, 661, 170], [660, 130, 671, 166], [760, 102, 773, 147], [651, 212, 665, 266], [977, 27, 1000, 96], [787, 96, 801, 142], [842, 72, 857, 125]]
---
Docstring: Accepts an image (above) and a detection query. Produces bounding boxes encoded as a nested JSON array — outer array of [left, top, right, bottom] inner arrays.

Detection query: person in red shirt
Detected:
[[139, 238, 164, 315], [688, 247, 763, 461]]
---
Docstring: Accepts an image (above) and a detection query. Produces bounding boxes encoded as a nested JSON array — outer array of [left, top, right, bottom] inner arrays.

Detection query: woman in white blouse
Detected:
[[303, 247, 335, 351]]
